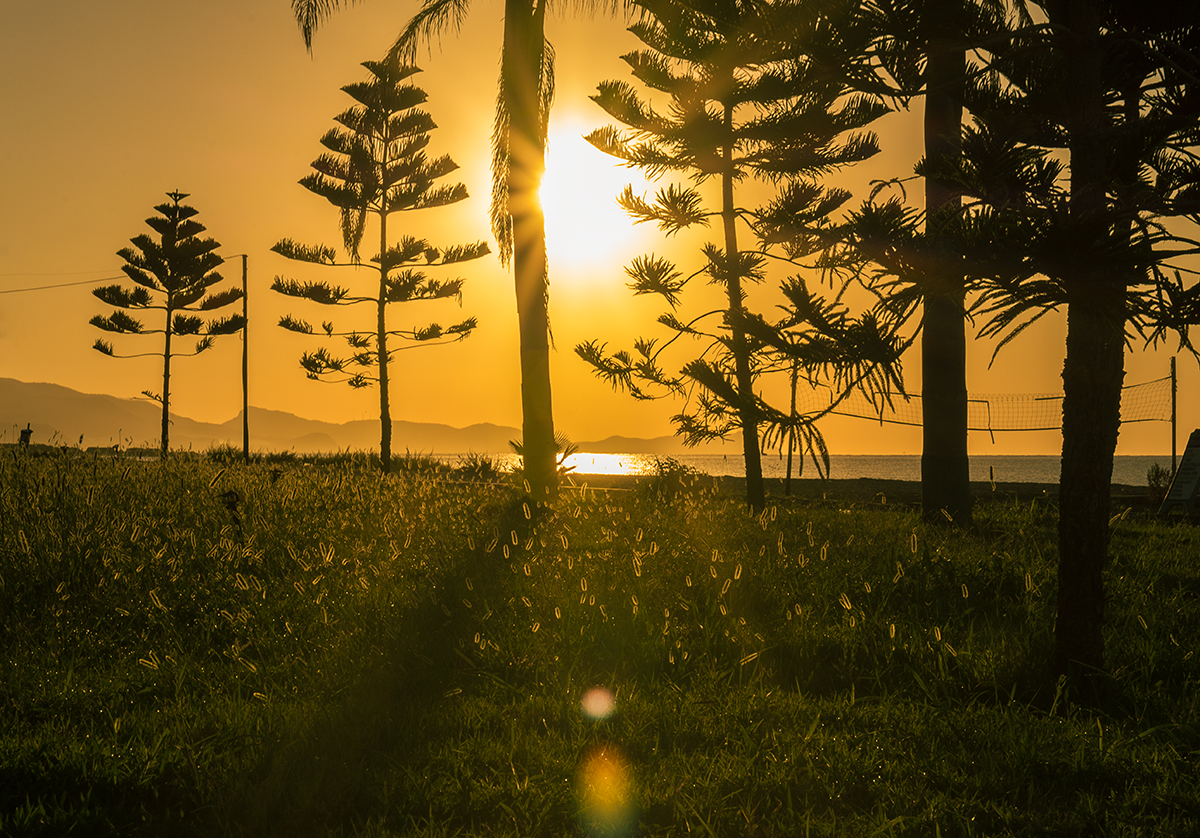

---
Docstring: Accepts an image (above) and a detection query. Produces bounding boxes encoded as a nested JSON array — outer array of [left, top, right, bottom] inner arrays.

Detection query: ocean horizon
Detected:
[[483, 452, 1171, 486]]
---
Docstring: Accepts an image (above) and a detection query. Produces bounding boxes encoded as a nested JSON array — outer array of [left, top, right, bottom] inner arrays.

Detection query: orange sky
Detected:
[[0, 0, 1193, 456]]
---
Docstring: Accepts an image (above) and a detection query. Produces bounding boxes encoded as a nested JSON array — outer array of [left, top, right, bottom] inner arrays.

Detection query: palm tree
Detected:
[[291, 0, 607, 501]]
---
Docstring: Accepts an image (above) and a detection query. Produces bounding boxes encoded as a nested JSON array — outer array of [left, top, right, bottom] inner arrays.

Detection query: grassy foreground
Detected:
[[1, 450, 1199, 837]]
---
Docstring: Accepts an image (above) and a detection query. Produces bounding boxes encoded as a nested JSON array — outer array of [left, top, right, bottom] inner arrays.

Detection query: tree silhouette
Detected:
[[964, 0, 1200, 687], [576, 0, 898, 509], [90, 191, 244, 460], [840, 0, 1199, 684], [291, 0, 586, 501], [916, 0, 971, 526], [272, 56, 486, 474], [847, 0, 1012, 526]]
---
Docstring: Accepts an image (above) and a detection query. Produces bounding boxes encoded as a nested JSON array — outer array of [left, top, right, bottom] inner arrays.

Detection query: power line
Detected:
[[0, 277, 124, 295], [2, 254, 250, 289], [2, 251, 253, 295], [0, 269, 119, 277]]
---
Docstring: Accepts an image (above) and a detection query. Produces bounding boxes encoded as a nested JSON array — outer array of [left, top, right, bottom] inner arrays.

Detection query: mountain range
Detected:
[[0, 378, 696, 455]]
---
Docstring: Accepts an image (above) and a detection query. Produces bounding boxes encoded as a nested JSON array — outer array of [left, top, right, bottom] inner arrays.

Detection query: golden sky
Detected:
[[0, 0, 1192, 455]]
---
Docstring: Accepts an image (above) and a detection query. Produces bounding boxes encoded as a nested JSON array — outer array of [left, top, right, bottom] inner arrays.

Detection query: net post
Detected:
[[1172, 356, 1177, 477]]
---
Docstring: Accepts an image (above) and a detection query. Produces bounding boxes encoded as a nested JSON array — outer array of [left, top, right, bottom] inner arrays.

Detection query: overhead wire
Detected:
[[2, 256, 248, 295], [0, 277, 124, 294]]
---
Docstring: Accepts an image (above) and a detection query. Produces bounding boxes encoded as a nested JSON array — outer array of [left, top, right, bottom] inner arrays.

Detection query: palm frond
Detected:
[[291, 0, 358, 51], [389, 0, 476, 63]]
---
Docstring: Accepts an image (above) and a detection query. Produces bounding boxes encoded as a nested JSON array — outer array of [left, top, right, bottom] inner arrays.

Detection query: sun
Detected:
[[539, 117, 654, 282]]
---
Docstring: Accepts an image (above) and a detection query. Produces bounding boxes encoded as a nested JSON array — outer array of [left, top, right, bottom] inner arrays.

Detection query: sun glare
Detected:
[[561, 453, 659, 476], [540, 119, 652, 281]]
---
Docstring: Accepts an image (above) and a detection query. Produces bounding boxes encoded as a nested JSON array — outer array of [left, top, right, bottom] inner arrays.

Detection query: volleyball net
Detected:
[[798, 375, 1173, 433]]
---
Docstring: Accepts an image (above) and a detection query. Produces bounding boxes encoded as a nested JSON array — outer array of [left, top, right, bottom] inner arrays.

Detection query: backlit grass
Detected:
[[1, 449, 1198, 836]]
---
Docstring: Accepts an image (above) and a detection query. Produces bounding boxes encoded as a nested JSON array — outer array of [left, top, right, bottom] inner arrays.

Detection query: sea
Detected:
[[477, 452, 1170, 486]]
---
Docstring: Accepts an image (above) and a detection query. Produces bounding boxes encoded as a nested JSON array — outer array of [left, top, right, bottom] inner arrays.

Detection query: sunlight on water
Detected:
[[456, 452, 1168, 483], [562, 453, 659, 476], [480, 453, 661, 477], [577, 744, 637, 838]]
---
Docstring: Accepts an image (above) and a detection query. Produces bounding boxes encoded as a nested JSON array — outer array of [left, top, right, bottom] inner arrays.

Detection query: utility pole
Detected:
[[242, 254, 249, 464]]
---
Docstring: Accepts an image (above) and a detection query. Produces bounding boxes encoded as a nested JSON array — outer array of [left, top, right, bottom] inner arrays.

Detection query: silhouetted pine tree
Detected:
[[576, 0, 901, 509], [272, 56, 487, 474], [832, 0, 1011, 526], [91, 191, 244, 459], [293, 0, 600, 500], [964, 0, 1200, 687]]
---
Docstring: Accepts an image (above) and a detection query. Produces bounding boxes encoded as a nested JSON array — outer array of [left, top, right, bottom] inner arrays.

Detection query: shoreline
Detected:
[[3, 443, 1158, 511], [563, 472, 1156, 510]]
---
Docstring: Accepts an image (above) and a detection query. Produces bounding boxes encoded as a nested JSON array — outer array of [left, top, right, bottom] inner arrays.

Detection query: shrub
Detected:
[[1147, 462, 1173, 505]]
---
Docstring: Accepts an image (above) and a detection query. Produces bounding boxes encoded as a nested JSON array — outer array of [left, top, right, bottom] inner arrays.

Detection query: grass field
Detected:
[[2, 449, 1199, 837]]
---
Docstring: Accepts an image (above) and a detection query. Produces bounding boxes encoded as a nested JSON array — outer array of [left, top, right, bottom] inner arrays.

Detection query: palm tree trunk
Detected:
[[921, 0, 971, 525], [504, 0, 557, 500], [1055, 0, 1120, 687]]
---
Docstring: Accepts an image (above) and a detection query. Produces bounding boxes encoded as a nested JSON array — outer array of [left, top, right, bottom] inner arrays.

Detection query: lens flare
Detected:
[[580, 686, 616, 720], [577, 744, 638, 838]]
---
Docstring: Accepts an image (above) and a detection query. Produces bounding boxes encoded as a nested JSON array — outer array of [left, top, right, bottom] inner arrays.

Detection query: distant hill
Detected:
[[0, 378, 693, 455]]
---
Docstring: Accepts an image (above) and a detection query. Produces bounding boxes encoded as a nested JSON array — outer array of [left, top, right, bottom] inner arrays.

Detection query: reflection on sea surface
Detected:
[[470, 452, 1167, 485], [484, 452, 662, 477], [562, 453, 660, 476]]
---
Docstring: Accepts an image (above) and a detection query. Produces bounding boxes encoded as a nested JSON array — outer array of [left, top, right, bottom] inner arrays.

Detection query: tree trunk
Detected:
[[1057, 288, 1123, 684], [504, 0, 557, 501], [786, 359, 798, 497], [161, 304, 172, 461], [722, 98, 765, 511], [1055, 0, 1120, 687], [378, 207, 392, 474], [378, 279, 392, 475], [921, 0, 971, 525]]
